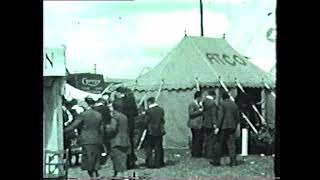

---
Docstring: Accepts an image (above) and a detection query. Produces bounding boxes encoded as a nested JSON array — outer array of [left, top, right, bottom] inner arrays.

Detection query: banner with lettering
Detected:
[[67, 73, 105, 94]]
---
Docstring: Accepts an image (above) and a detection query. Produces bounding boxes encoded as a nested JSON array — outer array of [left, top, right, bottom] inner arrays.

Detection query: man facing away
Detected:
[[210, 91, 240, 166], [115, 87, 139, 169], [93, 97, 112, 166], [106, 99, 131, 177], [64, 98, 104, 179], [202, 89, 220, 159], [187, 91, 204, 158], [144, 97, 166, 168]]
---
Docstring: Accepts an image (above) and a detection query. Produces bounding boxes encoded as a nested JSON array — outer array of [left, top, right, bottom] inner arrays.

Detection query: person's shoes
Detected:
[[209, 161, 221, 166], [146, 165, 155, 169], [192, 155, 202, 158], [229, 161, 238, 167], [127, 163, 137, 170]]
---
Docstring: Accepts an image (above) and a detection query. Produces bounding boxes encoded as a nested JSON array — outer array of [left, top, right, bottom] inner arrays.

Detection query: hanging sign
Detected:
[[67, 73, 105, 94]]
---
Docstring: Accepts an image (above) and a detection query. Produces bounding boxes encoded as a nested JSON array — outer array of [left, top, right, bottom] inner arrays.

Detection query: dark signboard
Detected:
[[205, 53, 247, 66], [67, 73, 105, 94]]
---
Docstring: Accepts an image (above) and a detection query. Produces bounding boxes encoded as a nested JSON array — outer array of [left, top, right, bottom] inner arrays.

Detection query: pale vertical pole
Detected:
[[241, 128, 249, 156]]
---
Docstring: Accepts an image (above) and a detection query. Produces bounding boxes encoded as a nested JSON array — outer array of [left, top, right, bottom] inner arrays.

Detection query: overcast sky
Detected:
[[44, 0, 276, 79]]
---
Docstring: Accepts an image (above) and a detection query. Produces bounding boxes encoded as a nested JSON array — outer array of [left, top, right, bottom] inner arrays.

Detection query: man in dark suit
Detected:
[[93, 98, 112, 165], [144, 97, 165, 168], [211, 91, 240, 166], [202, 89, 220, 158], [116, 87, 139, 169], [106, 99, 131, 177], [64, 98, 104, 179], [187, 91, 204, 158]]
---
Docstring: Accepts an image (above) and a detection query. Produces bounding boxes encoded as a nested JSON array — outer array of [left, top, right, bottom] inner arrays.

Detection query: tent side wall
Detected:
[[134, 86, 235, 149], [43, 77, 65, 175], [134, 88, 197, 149], [265, 89, 276, 129]]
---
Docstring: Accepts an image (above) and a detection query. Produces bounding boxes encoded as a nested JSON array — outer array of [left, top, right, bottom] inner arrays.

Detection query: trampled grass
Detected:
[[67, 149, 274, 179]]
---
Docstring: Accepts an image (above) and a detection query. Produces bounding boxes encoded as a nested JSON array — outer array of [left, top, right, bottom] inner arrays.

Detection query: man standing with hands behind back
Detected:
[[144, 97, 166, 168]]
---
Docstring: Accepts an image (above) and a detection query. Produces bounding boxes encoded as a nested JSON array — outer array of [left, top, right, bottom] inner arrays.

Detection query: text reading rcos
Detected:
[[206, 53, 247, 66]]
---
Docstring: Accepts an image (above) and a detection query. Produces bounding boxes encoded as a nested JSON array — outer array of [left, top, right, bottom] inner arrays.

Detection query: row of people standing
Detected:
[[188, 89, 240, 166]]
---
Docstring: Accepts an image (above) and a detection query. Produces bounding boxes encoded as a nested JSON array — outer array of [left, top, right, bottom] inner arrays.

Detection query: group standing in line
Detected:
[[188, 89, 240, 166]]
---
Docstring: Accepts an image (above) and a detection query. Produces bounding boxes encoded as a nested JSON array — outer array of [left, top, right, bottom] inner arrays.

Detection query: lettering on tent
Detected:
[[205, 53, 247, 66]]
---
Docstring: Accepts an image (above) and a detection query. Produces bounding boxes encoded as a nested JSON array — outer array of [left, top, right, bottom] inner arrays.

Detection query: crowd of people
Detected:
[[62, 87, 166, 179], [61, 86, 274, 179], [187, 89, 275, 166]]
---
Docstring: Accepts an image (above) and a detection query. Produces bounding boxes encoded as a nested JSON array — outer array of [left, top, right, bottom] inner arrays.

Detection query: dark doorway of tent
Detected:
[[234, 87, 274, 156]]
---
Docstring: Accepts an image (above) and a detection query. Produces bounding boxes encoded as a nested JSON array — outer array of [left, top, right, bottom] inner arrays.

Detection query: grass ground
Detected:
[[67, 149, 274, 179]]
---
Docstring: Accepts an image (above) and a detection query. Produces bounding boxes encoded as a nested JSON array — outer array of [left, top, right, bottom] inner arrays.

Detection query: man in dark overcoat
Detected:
[[106, 99, 131, 177], [201, 89, 220, 158], [187, 91, 204, 158], [64, 98, 104, 179], [210, 91, 240, 166], [144, 97, 166, 168]]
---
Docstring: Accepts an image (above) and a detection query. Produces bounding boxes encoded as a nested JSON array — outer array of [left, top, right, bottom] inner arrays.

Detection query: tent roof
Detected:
[[270, 65, 276, 76], [127, 36, 275, 91], [43, 47, 66, 76]]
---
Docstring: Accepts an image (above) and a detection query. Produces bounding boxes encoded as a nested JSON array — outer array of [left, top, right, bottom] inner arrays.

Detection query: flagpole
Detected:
[[200, 0, 204, 36]]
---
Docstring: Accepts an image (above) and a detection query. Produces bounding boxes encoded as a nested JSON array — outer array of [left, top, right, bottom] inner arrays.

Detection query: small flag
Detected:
[[46, 53, 53, 67]]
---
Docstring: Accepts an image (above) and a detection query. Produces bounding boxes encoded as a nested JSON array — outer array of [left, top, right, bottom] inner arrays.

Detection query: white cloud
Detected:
[[44, 0, 276, 78]]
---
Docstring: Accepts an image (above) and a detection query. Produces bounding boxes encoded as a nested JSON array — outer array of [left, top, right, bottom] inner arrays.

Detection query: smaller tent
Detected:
[[43, 46, 66, 178]]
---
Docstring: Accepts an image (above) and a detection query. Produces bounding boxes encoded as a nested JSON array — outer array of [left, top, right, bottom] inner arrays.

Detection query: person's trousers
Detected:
[[144, 135, 164, 168], [212, 129, 237, 164], [203, 128, 215, 158], [127, 129, 137, 168], [110, 146, 129, 173], [191, 128, 204, 157]]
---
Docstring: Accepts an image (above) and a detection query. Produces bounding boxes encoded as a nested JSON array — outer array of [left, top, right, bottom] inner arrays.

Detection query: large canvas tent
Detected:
[[124, 36, 275, 149], [43, 46, 66, 178]]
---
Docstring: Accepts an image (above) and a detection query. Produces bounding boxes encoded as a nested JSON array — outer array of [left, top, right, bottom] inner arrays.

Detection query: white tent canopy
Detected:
[[64, 83, 103, 101]]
